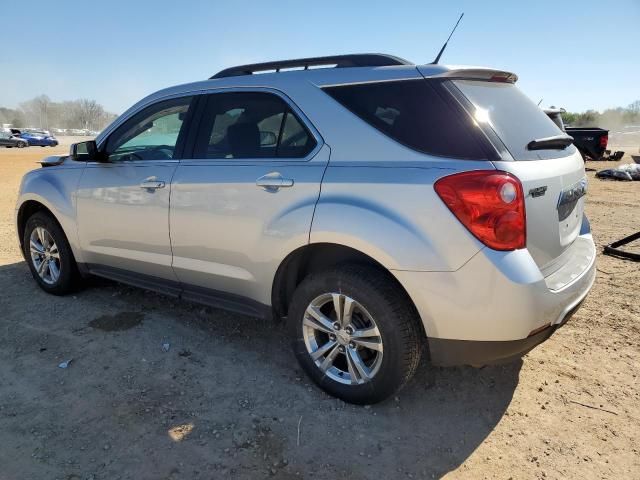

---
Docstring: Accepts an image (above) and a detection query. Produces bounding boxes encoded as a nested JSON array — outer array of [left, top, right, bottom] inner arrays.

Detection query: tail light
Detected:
[[434, 170, 526, 250], [599, 135, 608, 148]]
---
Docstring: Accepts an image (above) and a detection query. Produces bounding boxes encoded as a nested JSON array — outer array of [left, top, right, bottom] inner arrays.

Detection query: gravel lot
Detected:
[[0, 144, 638, 479]]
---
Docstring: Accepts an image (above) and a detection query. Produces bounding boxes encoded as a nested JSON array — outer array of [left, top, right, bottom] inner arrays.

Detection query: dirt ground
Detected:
[[0, 143, 638, 480]]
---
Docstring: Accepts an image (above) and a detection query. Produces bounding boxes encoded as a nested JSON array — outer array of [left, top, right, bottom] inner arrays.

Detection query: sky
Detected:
[[0, 0, 638, 115]]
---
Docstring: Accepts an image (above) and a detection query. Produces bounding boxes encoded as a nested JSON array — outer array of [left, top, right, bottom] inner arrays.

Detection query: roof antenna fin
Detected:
[[431, 13, 464, 64]]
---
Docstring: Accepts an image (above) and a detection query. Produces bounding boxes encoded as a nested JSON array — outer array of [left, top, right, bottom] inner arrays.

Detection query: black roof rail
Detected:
[[210, 53, 412, 79]]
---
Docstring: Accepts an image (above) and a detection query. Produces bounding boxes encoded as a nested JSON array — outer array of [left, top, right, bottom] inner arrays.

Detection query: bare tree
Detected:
[[75, 99, 105, 131], [33, 95, 52, 130], [15, 96, 117, 131]]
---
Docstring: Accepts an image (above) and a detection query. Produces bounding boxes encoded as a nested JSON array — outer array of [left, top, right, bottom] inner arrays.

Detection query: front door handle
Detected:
[[140, 177, 166, 190], [256, 172, 294, 191]]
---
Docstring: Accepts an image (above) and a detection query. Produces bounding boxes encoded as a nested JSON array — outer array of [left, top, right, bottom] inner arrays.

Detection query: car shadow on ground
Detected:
[[0, 260, 521, 479]]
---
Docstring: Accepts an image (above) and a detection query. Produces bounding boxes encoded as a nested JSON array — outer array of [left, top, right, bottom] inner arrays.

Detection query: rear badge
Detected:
[[529, 186, 547, 198], [557, 178, 588, 221]]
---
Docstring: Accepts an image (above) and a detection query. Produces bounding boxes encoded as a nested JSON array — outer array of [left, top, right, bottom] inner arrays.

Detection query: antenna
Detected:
[[537, 98, 544, 106], [432, 13, 464, 64]]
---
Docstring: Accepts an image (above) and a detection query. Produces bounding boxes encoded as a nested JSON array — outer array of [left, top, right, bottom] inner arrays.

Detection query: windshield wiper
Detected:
[[527, 134, 574, 151]]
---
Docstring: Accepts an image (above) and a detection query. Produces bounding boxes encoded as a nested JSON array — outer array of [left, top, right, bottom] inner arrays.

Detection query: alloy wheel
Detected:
[[29, 226, 61, 285], [302, 293, 383, 385]]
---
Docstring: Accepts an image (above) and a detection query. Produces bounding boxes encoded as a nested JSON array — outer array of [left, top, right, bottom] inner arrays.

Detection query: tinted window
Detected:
[[453, 80, 575, 160], [105, 96, 192, 161], [323, 80, 487, 159], [194, 92, 316, 159]]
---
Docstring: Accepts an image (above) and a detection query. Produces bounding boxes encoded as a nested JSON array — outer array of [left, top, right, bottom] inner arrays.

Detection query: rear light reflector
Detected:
[[434, 170, 526, 251], [600, 134, 608, 148]]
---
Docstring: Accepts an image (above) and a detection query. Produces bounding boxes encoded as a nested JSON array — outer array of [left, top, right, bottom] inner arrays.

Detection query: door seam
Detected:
[[167, 162, 181, 285]]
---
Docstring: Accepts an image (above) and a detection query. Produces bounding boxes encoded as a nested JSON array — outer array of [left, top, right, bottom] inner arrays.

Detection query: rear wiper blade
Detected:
[[527, 134, 574, 150]]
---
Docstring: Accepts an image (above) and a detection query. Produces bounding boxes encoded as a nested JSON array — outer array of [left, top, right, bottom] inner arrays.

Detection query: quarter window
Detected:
[[105, 96, 192, 161], [323, 79, 487, 159], [194, 92, 316, 159]]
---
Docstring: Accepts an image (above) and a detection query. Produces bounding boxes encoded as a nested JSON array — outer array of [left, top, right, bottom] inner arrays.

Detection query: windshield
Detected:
[[453, 80, 576, 160]]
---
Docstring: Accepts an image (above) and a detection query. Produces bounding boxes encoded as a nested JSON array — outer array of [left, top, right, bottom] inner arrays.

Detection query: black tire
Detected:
[[23, 212, 79, 295], [289, 265, 423, 404]]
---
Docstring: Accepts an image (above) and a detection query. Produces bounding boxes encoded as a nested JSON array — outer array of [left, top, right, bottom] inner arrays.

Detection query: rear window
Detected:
[[323, 80, 488, 159], [452, 80, 576, 160]]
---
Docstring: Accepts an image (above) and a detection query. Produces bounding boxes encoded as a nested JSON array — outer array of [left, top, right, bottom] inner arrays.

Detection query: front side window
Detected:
[[105, 96, 192, 161], [194, 92, 316, 159]]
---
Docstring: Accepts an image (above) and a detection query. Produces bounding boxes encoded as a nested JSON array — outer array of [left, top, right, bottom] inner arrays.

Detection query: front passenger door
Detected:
[[76, 96, 194, 283]]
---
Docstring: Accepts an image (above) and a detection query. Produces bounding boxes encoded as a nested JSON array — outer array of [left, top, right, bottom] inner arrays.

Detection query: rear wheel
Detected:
[[289, 265, 423, 404], [17, 142, 26, 148], [23, 212, 79, 295]]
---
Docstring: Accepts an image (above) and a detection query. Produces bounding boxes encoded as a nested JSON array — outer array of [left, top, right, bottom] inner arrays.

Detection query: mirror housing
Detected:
[[259, 131, 277, 147], [70, 140, 104, 161]]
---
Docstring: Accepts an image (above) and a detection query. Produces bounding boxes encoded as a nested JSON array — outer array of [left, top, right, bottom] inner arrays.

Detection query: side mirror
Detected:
[[70, 140, 104, 161], [259, 131, 277, 147]]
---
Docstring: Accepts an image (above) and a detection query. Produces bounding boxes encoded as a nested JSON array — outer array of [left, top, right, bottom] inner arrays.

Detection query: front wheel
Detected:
[[23, 212, 79, 295], [289, 265, 423, 404]]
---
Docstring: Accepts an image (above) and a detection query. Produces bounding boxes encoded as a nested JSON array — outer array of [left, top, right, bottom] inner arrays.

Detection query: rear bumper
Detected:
[[427, 299, 583, 366], [392, 227, 596, 366]]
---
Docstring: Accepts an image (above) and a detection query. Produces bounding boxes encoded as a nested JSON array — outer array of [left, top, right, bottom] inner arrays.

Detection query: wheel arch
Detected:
[[17, 200, 64, 250], [271, 242, 426, 337]]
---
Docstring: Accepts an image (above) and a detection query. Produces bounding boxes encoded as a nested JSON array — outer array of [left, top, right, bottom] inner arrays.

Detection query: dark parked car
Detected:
[[20, 131, 59, 147], [0, 131, 28, 148], [544, 108, 608, 160]]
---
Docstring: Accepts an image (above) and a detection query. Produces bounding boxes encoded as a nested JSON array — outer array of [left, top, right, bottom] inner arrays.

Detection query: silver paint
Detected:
[[16, 62, 596, 347]]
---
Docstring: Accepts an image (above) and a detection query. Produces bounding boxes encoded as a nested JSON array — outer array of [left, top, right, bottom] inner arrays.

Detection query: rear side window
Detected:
[[322, 79, 487, 159], [194, 92, 316, 159], [453, 80, 575, 160]]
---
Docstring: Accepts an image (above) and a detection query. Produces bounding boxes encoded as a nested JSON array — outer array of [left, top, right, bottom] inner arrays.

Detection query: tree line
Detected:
[[0, 95, 118, 132], [562, 100, 640, 130]]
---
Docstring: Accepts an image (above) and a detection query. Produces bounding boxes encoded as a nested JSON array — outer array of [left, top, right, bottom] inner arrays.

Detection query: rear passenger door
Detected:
[[169, 89, 329, 311]]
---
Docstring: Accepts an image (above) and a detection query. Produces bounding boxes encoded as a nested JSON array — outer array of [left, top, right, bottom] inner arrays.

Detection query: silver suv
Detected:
[[16, 54, 596, 404]]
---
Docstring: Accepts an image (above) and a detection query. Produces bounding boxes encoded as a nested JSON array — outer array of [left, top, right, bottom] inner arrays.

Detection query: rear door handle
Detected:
[[140, 177, 166, 190], [256, 172, 294, 191]]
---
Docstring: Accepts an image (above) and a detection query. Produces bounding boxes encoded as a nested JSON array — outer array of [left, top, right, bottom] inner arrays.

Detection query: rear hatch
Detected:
[[446, 77, 587, 270]]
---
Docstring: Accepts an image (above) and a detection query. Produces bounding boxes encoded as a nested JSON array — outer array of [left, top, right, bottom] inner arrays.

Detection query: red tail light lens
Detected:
[[600, 135, 608, 148], [434, 170, 526, 250]]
